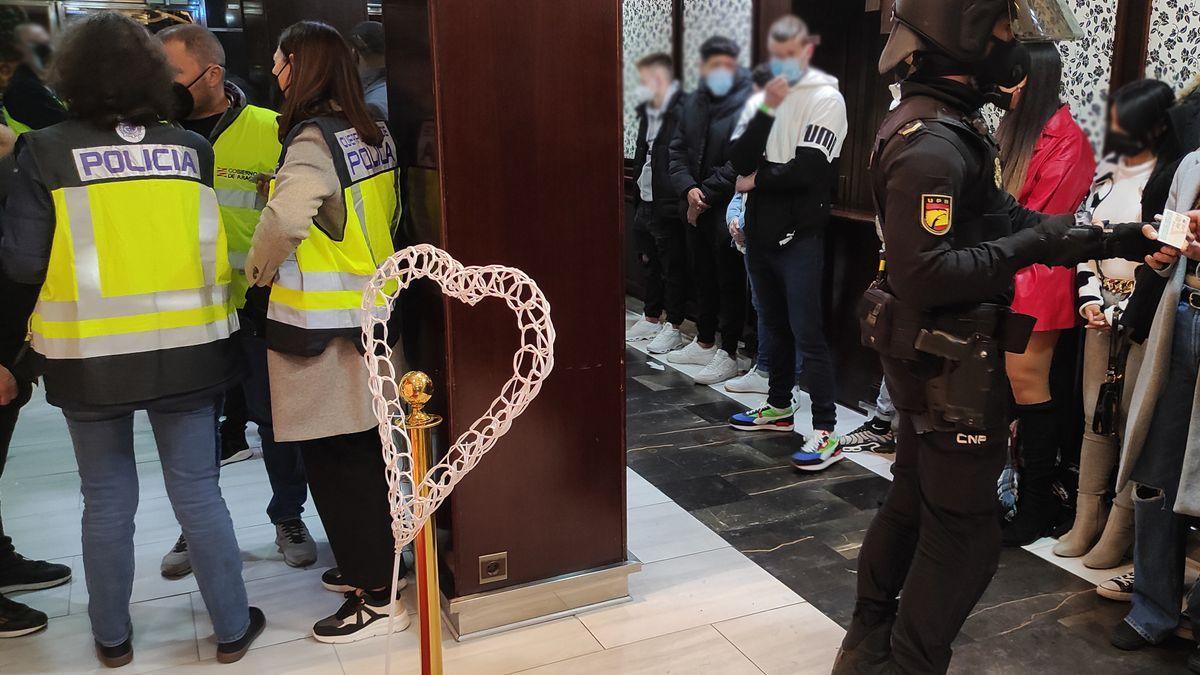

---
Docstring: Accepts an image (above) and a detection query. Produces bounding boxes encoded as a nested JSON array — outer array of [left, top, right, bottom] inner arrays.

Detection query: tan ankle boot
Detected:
[[1053, 493, 1107, 557], [1083, 502, 1133, 569]]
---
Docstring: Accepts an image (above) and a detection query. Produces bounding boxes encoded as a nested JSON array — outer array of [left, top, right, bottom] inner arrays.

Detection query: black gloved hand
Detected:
[[1099, 222, 1162, 262], [1028, 215, 1103, 267]]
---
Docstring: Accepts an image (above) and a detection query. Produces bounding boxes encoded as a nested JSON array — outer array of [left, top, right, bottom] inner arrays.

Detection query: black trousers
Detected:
[[686, 215, 746, 355], [632, 201, 688, 326], [849, 375, 1007, 673], [0, 382, 32, 567], [299, 427, 404, 590]]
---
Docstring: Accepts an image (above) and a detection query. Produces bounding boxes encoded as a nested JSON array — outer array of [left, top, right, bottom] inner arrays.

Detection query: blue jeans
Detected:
[[1125, 299, 1200, 642], [238, 326, 307, 523], [65, 398, 250, 646], [746, 254, 800, 378], [746, 231, 837, 429]]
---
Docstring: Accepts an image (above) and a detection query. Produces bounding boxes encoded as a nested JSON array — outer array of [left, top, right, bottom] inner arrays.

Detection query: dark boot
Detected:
[[833, 615, 895, 674], [1002, 401, 1064, 547]]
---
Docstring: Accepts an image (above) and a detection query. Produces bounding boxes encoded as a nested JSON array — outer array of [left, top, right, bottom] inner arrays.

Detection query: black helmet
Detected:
[[879, 0, 1082, 74]]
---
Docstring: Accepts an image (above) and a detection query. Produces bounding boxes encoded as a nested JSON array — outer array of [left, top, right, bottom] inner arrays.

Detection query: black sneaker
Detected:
[[840, 417, 896, 453], [311, 591, 411, 644], [0, 555, 72, 594], [321, 567, 409, 594], [94, 636, 133, 668], [1097, 571, 1134, 602], [0, 595, 48, 638], [1110, 619, 1153, 651], [216, 606, 265, 664], [219, 430, 252, 466], [1189, 643, 1200, 674]]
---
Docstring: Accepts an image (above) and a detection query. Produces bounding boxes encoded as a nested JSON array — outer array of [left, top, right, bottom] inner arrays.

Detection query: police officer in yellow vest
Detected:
[[158, 24, 317, 576], [0, 12, 264, 665], [1, 22, 66, 135], [245, 20, 404, 643]]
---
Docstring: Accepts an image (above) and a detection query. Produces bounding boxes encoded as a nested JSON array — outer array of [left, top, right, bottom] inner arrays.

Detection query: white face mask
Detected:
[[634, 85, 655, 105], [888, 83, 902, 111]]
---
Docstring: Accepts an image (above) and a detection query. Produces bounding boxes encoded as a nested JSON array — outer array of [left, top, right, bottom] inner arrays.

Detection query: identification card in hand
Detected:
[[1158, 209, 1192, 250]]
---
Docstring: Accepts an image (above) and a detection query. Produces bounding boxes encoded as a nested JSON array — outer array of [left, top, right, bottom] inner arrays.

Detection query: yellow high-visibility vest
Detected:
[[265, 117, 400, 356], [211, 104, 281, 307], [24, 121, 238, 364]]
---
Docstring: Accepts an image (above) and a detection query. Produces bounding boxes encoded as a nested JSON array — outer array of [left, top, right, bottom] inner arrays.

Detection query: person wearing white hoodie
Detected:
[[725, 15, 847, 471]]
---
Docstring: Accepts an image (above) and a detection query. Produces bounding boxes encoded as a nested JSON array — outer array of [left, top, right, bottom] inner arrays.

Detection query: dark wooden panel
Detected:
[[1110, 0, 1153, 92], [754, 0, 793, 64], [398, 0, 626, 598]]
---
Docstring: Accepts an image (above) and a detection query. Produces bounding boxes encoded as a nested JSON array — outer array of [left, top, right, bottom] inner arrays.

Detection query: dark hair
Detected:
[[1109, 78, 1175, 152], [277, 21, 383, 146], [50, 12, 176, 128], [700, 35, 740, 61], [995, 43, 1063, 195], [752, 62, 774, 88], [158, 23, 226, 68], [0, 7, 28, 62], [636, 51, 673, 72], [348, 21, 385, 57]]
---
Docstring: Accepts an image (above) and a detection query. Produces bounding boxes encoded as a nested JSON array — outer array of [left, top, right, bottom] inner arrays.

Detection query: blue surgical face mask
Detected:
[[705, 68, 734, 98], [770, 57, 806, 84]]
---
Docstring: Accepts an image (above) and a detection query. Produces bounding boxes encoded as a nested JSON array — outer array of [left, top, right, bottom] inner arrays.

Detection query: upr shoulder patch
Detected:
[[921, 194, 952, 236]]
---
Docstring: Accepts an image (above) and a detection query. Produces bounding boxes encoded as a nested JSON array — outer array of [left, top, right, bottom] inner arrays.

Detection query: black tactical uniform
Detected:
[[835, 1, 1155, 673]]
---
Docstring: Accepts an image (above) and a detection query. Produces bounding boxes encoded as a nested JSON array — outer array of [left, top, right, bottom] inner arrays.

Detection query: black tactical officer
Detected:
[[835, 1, 1158, 673]]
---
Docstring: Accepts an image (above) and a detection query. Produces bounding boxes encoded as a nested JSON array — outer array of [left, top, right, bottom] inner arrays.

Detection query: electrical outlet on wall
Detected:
[[479, 552, 508, 584]]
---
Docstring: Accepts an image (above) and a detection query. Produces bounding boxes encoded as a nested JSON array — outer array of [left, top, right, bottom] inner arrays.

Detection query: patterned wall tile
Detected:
[[682, 0, 753, 92], [622, 0, 674, 158], [1145, 0, 1200, 93]]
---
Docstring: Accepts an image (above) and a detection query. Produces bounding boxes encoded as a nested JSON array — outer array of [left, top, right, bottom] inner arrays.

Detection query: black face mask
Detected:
[[32, 43, 51, 66], [171, 66, 214, 120], [975, 37, 1030, 111], [1108, 131, 1148, 157]]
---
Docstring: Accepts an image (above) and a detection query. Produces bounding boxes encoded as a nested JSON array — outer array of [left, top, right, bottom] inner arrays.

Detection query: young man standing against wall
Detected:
[[726, 15, 847, 470]]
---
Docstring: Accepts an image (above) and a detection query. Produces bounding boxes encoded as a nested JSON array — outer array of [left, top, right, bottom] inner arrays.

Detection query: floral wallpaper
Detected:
[[1145, 0, 1200, 93], [622, 0, 673, 158], [682, 0, 753, 92]]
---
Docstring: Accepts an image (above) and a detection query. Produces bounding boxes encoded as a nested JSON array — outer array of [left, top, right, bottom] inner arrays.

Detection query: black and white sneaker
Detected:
[[0, 554, 72, 594], [1097, 571, 1134, 602], [219, 431, 252, 466], [0, 595, 48, 638], [840, 417, 896, 454], [311, 591, 412, 644], [321, 567, 409, 594]]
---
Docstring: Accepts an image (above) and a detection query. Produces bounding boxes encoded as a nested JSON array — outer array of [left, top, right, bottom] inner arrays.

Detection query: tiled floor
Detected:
[[0, 305, 1193, 673]]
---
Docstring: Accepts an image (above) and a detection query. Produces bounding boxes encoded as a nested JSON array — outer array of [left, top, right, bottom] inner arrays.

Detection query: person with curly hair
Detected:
[[0, 12, 263, 666]]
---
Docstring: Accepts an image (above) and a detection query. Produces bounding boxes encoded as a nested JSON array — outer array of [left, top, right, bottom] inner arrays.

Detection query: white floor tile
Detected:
[[0, 594, 199, 673], [578, 546, 800, 648], [518, 624, 761, 674], [336, 616, 602, 675], [149, 636, 343, 674], [715, 602, 845, 674], [626, 468, 671, 510], [627, 500, 728, 564]]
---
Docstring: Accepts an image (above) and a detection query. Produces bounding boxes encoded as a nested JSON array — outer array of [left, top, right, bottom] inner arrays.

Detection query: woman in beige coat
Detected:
[[246, 21, 407, 644]]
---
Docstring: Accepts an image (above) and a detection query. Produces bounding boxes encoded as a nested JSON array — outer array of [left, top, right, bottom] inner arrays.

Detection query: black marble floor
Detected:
[[625, 346, 1193, 674]]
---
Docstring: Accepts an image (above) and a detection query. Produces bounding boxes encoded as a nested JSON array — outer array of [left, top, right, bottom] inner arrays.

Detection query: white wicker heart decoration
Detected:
[[361, 244, 555, 549]]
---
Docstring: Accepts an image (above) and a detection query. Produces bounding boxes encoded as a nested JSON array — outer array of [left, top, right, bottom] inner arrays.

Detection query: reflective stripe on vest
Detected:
[[212, 104, 281, 308], [30, 179, 237, 360], [2, 107, 32, 135], [266, 120, 399, 342]]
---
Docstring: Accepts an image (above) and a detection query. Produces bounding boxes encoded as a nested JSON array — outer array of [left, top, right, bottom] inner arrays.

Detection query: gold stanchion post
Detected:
[[399, 372, 444, 675]]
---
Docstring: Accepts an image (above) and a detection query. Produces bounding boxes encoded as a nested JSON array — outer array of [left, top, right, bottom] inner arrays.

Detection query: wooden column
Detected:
[[1109, 0, 1153, 92], [382, 0, 628, 615], [754, 0, 793, 63]]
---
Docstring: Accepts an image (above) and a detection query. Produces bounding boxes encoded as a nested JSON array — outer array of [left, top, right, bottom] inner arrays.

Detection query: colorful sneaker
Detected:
[[791, 431, 844, 472], [312, 591, 411, 644], [666, 339, 716, 366], [626, 318, 662, 342], [729, 405, 795, 432], [725, 366, 770, 394], [840, 417, 895, 453], [695, 349, 738, 385], [647, 325, 684, 354]]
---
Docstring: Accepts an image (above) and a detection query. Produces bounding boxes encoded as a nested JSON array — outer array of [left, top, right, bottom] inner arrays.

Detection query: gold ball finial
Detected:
[[399, 370, 433, 408]]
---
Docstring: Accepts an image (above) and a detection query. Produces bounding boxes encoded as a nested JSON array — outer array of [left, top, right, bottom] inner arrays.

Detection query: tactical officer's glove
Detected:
[[1022, 216, 1157, 267], [1098, 222, 1164, 262]]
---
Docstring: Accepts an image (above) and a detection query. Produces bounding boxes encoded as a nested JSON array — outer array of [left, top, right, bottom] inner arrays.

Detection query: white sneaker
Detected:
[[695, 350, 739, 385], [626, 318, 662, 342], [647, 325, 684, 354], [725, 366, 770, 394], [667, 339, 716, 366]]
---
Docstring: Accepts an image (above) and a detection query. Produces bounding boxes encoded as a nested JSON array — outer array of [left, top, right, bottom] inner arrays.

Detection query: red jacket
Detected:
[[1017, 104, 1096, 215]]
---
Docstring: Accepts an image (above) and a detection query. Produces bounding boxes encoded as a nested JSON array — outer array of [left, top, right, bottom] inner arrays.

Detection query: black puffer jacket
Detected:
[[633, 87, 688, 220], [1124, 91, 1200, 343], [668, 69, 754, 229]]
